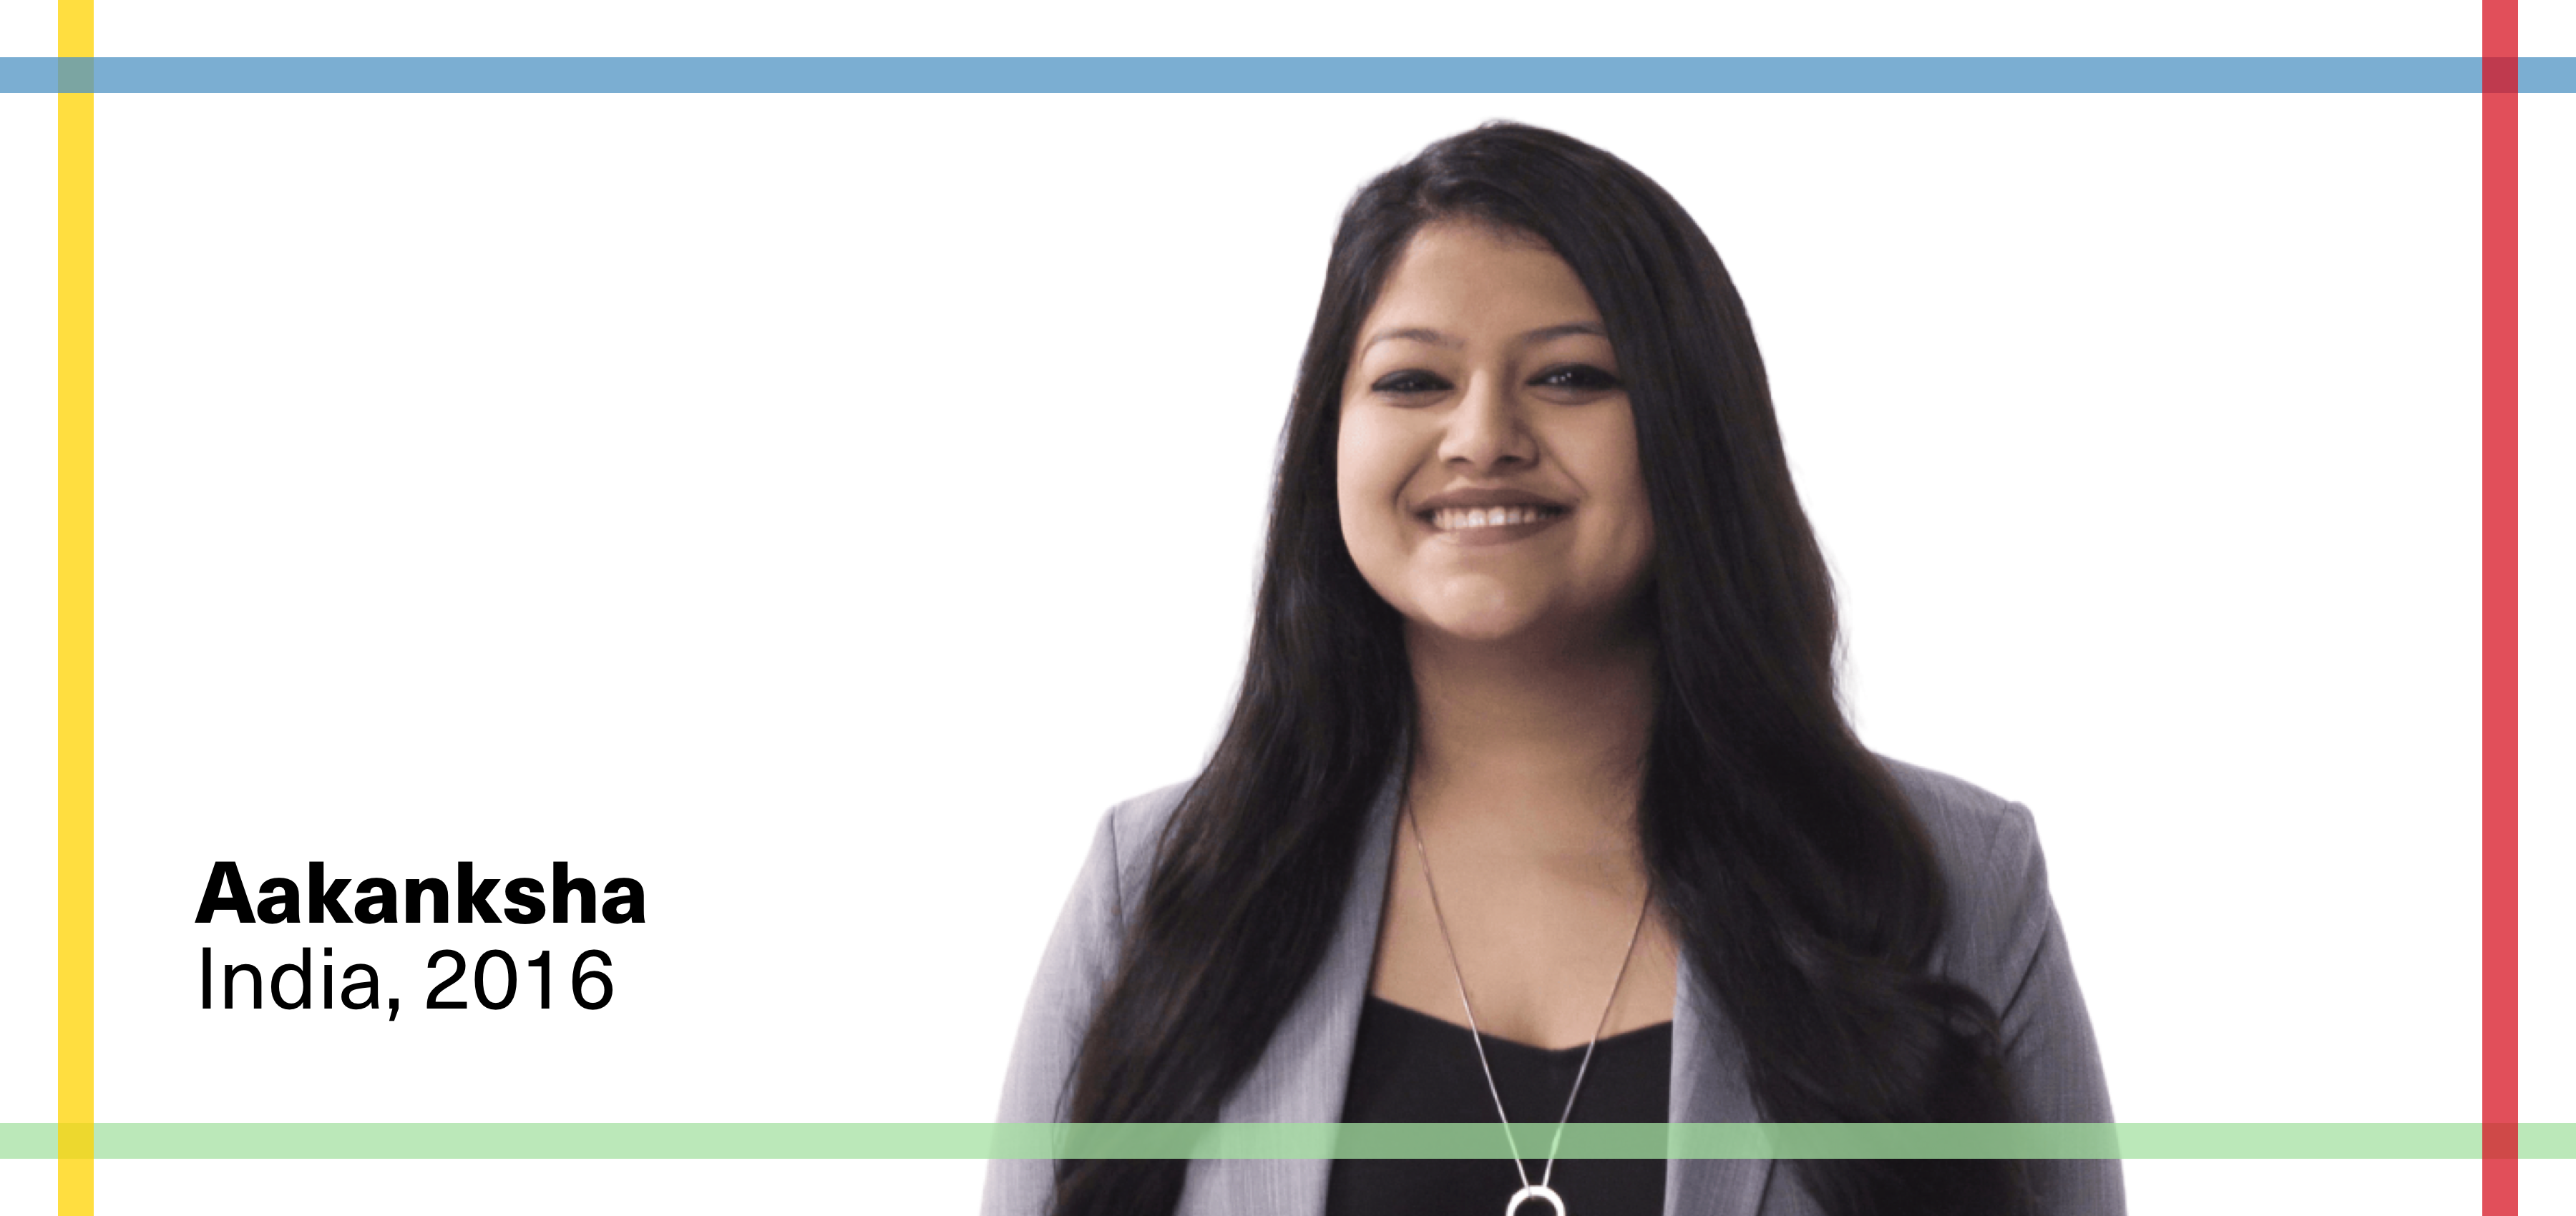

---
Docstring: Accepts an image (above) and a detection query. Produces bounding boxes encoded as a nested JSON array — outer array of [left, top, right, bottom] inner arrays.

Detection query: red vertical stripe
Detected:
[[2482, 2, 2519, 1215]]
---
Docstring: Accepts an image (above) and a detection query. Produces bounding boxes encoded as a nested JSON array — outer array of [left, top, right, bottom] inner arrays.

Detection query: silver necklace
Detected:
[[1402, 802, 1654, 1216]]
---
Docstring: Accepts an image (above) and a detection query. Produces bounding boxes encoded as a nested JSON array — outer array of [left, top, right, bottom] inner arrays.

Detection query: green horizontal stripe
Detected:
[[0, 1123, 2566, 1159]]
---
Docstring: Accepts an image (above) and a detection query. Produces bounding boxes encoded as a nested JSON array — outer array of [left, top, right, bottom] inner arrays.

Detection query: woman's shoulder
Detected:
[[1875, 754, 2041, 869], [1875, 756, 2121, 1171], [1103, 776, 1194, 839], [1873, 755, 2065, 1004], [1080, 778, 1197, 918]]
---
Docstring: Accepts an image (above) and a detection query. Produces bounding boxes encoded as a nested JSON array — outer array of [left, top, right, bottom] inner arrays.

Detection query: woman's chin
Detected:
[[1405, 600, 1558, 648]]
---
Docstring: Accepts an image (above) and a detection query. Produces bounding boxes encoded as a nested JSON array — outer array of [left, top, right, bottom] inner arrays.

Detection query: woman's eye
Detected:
[[1372, 371, 1452, 396], [1533, 363, 1622, 392]]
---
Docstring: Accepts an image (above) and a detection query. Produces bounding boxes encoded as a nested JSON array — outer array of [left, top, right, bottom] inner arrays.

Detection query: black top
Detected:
[[1324, 994, 1672, 1216]]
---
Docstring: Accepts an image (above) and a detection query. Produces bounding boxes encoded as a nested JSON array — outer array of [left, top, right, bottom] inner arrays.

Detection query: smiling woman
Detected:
[[982, 122, 2121, 1216], [1337, 220, 1657, 653]]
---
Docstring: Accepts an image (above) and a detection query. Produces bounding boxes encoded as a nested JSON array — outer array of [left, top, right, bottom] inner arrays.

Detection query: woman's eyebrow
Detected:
[[1515, 322, 1607, 346], [1360, 326, 1460, 353]]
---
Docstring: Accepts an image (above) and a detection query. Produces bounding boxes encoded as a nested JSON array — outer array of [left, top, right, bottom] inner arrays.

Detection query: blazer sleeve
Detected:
[[981, 806, 1131, 1216], [1950, 799, 2126, 1216]]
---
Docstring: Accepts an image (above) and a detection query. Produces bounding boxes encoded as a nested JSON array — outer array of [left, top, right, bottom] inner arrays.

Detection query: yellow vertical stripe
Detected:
[[59, 0, 89, 56], [59, 0, 95, 1210]]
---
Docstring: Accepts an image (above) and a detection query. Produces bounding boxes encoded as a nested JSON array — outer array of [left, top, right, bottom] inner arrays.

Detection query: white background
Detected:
[[2519, 88, 2576, 1216], [57, 1, 2497, 57], [1, 4, 2563, 1214]]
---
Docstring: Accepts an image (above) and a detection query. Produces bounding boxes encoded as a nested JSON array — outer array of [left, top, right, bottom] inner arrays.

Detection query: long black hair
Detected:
[[1055, 121, 2032, 1216]]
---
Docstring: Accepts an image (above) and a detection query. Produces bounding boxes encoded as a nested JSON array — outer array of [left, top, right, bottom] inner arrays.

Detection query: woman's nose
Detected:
[[1439, 373, 1538, 471]]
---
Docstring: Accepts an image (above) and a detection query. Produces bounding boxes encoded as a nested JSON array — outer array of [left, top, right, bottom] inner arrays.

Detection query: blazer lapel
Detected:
[[1178, 766, 1405, 1216], [1666, 950, 1775, 1215]]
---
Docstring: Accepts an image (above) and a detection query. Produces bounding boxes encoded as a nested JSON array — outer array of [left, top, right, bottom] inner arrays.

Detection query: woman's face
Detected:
[[1336, 220, 1657, 649]]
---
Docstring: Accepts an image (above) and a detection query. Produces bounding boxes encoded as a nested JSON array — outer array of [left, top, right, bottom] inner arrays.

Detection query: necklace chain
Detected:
[[1402, 800, 1654, 1197]]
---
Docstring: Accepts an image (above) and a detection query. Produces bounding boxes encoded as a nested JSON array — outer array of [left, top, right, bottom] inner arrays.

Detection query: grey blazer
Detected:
[[982, 757, 2124, 1216]]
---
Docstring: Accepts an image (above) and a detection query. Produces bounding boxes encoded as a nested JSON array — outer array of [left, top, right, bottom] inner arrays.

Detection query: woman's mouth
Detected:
[[1420, 504, 1570, 545], [1428, 505, 1565, 531]]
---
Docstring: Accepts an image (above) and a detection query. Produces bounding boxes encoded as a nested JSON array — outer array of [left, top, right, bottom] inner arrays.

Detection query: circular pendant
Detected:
[[1506, 1183, 1566, 1216]]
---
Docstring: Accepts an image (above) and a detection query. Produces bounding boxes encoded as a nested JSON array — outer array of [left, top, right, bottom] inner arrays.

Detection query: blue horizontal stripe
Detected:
[[2524, 57, 2576, 92], [4, 56, 2560, 94]]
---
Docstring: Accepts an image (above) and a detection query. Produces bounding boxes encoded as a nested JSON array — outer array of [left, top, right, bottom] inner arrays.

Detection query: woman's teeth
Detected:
[[1430, 506, 1563, 531]]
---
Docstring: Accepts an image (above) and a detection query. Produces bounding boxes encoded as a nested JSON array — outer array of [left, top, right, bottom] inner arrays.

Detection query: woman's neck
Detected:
[[1401, 619, 1659, 858]]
